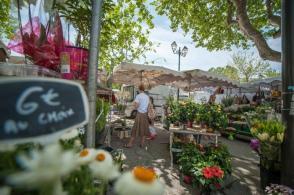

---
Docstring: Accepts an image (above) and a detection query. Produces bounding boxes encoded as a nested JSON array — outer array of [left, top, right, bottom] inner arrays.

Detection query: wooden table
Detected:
[[169, 127, 221, 168]]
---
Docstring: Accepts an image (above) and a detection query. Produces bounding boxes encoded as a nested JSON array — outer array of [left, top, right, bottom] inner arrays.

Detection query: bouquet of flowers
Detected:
[[250, 120, 285, 170]]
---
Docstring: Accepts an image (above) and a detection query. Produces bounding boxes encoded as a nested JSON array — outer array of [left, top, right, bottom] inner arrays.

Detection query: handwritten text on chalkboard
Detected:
[[0, 78, 89, 144]]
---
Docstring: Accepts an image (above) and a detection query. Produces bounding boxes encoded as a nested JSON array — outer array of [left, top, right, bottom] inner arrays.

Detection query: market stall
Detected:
[[111, 62, 186, 88]]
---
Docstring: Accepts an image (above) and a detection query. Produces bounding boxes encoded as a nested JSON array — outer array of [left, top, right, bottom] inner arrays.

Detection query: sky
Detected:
[[134, 6, 282, 72]]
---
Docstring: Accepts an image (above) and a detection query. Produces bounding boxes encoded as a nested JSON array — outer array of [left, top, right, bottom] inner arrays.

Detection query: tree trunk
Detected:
[[232, 0, 281, 62]]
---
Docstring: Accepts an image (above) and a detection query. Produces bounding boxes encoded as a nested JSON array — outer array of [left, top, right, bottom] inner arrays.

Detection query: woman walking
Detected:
[[125, 84, 149, 148]]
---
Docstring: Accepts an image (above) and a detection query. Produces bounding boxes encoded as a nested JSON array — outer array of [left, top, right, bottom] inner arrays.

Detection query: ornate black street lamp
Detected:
[[171, 41, 188, 100]]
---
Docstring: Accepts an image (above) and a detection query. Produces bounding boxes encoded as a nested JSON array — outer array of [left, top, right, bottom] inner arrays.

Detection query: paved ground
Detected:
[[110, 121, 262, 195]]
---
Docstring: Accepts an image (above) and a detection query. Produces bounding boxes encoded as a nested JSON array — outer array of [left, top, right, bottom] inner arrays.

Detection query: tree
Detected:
[[0, 0, 15, 40], [154, 0, 281, 62], [208, 65, 240, 81], [230, 52, 271, 82], [56, 0, 155, 73], [264, 68, 281, 78]]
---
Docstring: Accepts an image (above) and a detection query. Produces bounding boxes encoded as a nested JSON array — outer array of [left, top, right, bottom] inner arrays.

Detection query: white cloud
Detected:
[[136, 21, 282, 71]]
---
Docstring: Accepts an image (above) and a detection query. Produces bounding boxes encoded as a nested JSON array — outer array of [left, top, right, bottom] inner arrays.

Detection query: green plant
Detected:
[[178, 143, 231, 192], [115, 103, 126, 114], [221, 96, 234, 107], [185, 99, 198, 121], [250, 120, 285, 170], [196, 104, 228, 130], [96, 98, 110, 133]]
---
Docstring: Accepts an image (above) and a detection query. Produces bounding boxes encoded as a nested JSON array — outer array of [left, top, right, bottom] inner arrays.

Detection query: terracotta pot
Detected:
[[187, 121, 193, 128]]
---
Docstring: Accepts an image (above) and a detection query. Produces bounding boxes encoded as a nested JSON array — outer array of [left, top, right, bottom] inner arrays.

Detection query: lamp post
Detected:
[[171, 41, 188, 100]]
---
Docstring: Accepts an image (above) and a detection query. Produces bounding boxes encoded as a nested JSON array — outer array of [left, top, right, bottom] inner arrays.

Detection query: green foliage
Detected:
[[250, 120, 285, 170], [178, 143, 232, 190], [196, 104, 228, 130], [167, 99, 200, 123], [251, 119, 285, 144], [63, 166, 99, 195], [96, 98, 110, 132], [114, 103, 126, 114], [56, 0, 155, 72], [209, 53, 279, 82], [230, 52, 271, 82], [185, 99, 199, 121], [208, 66, 240, 81], [153, 0, 280, 56], [0, 0, 16, 39], [221, 96, 234, 107], [0, 143, 41, 177], [264, 69, 281, 78]]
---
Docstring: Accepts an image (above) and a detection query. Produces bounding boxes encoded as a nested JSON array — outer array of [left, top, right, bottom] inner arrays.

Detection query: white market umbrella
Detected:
[[111, 62, 186, 89]]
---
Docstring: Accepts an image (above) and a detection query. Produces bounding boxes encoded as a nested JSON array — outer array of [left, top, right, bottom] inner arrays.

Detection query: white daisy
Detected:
[[114, 166, 164, 195], [77, 148, 96, 165], [60, 129, 79, 140], [89, 149, 120, 181], [8, 144, 78, 194]]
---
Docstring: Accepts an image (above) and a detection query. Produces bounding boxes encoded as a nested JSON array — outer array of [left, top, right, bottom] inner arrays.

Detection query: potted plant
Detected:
[[185, 100, 198, 128], [250, 119, 285, 189], [178, 143, 232, 194]]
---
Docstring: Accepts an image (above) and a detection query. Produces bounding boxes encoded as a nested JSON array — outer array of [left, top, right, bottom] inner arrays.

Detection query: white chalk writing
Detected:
[[16, 87, 43, 115], [41, 89, 60, 106]]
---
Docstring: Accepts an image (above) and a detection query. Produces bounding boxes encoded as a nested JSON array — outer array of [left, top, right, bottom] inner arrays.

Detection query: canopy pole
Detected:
[[86, 0, 103, 148], [281, 0, 294, 188]]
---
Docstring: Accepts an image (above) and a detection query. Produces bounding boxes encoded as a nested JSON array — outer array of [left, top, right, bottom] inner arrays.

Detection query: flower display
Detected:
[[177, 143, 231, 192], [251, 120, 285, 144], [202, 166, 224, 179], [114, 166, 164, 195], [8, 144, 78, 194], [249, 139, 260, 151], [202, 167, 214, 179], [89, 149, 120, 180], [250, 120, 285, 171], [257, 132, 269, 141]]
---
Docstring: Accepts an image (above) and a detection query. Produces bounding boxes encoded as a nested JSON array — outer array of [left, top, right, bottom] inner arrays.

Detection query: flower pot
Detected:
[[260, 165, 281, 189], [187, 121, 193, 128], [183, 175, 193, 185]]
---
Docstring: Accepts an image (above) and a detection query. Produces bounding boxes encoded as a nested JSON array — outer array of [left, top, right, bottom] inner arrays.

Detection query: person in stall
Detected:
[[125, 84, 150, 148], [208, 94, 216, 104], [252, 91, 262, 106]]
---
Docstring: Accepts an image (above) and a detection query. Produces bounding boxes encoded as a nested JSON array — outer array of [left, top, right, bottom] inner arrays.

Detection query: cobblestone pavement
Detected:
[[110, 122, 261, 195]]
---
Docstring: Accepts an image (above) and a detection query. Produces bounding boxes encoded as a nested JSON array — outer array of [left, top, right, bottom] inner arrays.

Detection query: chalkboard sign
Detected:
[[0, 78, 89, 144]]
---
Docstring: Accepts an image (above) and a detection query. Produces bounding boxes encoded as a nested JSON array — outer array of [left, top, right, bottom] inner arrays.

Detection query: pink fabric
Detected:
[[62, 46, 88, 80]]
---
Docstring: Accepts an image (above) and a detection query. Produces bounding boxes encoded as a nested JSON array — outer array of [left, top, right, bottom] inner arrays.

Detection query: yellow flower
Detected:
[[250, 127, 257, 135], [269, 136, 275, 143], [114, 166, 164, 195], [277, 133, 284, 143], [257, 133, 269, 141], [89, 150, 120, 181]]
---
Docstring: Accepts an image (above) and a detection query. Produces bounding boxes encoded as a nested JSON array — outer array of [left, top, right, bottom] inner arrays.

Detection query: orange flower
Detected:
[[133, 166, 156, 183]]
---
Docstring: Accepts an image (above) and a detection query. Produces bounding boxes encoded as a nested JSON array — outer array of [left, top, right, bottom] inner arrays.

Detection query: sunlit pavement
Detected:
[[109, 120, 261, 195]]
